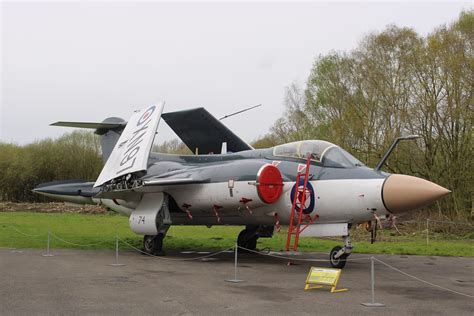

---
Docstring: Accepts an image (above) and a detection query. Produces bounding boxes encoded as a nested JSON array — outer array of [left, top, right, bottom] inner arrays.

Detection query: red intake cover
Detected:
[[256, 164, 283, 204]]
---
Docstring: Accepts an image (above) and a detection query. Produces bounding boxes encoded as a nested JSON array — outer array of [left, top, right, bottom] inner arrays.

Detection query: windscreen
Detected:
[[322, 147, 365, 168]]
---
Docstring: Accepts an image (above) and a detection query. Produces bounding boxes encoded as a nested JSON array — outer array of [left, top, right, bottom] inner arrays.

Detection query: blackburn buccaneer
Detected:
[[34, 103, 450, 268]]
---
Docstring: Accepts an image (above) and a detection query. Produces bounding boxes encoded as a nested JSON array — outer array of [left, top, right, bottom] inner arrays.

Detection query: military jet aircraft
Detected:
[[34, 103, 451, 268]]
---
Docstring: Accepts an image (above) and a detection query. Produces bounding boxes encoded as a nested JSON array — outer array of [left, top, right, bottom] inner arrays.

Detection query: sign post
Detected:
[[305, 267, 347, 293]]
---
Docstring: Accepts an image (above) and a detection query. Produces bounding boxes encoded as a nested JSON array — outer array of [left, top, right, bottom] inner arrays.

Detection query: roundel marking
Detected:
[[290, 179, 315, 214], [137, 106, 156, 126]]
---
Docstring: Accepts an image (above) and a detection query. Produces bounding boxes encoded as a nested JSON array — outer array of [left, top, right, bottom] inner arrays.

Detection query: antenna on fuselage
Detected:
[[218, 104, 262, 121]]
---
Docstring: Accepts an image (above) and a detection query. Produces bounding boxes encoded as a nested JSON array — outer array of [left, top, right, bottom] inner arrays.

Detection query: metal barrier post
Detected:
[[109, 235, 125, 267], [8, 230, 16, 251], [9, 233, 22, 253], [426, 219, 429, 246], [362, 257, 384, 307], [225, 243, 244, 283], [42, 229, 54, 257]]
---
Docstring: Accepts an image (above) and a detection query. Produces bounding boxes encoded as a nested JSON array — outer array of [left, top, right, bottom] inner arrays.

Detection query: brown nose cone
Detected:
[[382, 174, 451, 213]]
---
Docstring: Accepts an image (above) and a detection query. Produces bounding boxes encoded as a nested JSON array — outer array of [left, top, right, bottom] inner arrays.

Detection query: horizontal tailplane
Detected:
[[50, 117, 127, 162]]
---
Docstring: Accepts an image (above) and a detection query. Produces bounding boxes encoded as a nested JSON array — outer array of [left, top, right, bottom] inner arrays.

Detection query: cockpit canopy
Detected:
[[273, 140, 365, 168]]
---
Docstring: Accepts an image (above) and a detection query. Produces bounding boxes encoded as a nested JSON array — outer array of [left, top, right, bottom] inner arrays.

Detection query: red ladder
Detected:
[[286, 155, 318, 251]]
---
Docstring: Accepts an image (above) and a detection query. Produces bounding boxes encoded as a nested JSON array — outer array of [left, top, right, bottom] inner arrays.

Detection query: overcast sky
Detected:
[[1, 1, 470, 146]]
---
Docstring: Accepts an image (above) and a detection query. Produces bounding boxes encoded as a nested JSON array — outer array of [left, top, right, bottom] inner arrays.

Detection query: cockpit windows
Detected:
[[322, 147, 353, 168], [273, 140, 364, 168], [272, 143, 299, 160], [321, 147, 365, 168], [273, 140, 333, 162], [298, 141, 333, 162]]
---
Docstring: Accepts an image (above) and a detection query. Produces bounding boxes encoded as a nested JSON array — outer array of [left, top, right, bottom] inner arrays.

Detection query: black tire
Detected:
[[237, 229, 258, 252], [245, 236, 257, 250], [329, 246, 348, 269], [143, 234, 165, 256]]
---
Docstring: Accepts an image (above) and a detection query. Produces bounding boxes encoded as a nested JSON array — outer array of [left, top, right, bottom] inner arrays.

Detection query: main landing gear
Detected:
[[329, 235, 353, 269], [143, 234, 166, 256], [237, 225, 274, 252], [142, 193, 172, 256]]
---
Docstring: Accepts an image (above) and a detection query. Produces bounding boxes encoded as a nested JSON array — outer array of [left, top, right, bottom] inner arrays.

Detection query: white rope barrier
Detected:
[[373, 257, 474, 299], [8, 226, 45, 238], [397, 219, 474, 227], [239, 246, 474, 300], [426, 219, 474, 227], [3, 225, 112, 247], [237, 245, 372, 262], [117, 236, 234, 261], [50, 232, 112, 247]]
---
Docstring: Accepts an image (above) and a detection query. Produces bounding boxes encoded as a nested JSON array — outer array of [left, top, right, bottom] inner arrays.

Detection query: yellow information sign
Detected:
[[305, 267, 348, 293]]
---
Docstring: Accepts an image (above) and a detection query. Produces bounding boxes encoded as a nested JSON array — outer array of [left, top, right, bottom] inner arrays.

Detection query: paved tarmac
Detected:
[[0, 247, 473, 315]]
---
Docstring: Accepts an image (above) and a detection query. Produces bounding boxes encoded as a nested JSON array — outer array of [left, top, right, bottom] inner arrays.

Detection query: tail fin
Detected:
[[51, 117, 126, 162]]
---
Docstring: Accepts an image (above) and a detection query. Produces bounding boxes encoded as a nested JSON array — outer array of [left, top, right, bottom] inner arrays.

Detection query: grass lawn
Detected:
[[0, 212, 472, 257]]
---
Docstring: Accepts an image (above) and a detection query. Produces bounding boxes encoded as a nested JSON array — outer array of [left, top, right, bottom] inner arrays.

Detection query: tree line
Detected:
[[0, 131, 103, 202], [255, 11, 473, 219], [0, 12, 471, 219]]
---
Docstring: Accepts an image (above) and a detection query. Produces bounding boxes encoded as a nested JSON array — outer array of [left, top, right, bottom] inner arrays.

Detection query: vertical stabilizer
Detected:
[[96, 117, 127, 162]]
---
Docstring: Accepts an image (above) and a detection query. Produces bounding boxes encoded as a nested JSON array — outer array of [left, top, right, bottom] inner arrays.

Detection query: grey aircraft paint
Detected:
[[33, 106, 450, 268]]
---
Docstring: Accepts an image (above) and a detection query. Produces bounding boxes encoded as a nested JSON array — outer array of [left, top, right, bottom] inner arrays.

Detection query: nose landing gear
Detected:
[[329, 235, 352, 269]]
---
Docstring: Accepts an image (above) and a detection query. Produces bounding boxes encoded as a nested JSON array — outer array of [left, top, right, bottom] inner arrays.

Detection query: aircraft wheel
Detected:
[[237, 229, 258, 252], [329, 246, 348, 269], [245, 236, 257, 251], [143, 234, 165, 256]]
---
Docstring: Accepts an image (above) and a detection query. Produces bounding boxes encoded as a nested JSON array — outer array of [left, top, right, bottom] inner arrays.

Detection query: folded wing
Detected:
[[162, 107, 253, 154], [94, 103, 165, 187]]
